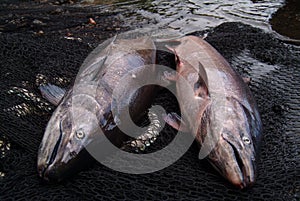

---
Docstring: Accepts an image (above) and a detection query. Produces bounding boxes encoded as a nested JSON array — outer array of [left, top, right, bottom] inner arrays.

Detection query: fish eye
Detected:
[[75, 129, 85, 140], [242, 136, 251, 145]]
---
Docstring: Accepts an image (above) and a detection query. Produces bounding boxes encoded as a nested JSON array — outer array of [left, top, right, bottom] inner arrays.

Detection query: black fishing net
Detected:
[[0, 1, 299, 200]]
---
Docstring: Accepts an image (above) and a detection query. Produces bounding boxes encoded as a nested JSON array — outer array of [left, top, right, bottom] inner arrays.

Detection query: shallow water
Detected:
[[79, 0, 297, 41], [270, 0, 300, 41]]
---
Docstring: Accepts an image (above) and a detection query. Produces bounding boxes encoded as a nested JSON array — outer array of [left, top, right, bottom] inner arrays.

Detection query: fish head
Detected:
[[205, 97, 262, 189], [37, 98, 102, 182]]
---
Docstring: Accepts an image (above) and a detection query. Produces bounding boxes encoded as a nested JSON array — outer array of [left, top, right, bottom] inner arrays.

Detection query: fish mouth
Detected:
[[223, 138, 255, 189], [207, 133, 256, 189], [38, 121, 64, 181], [37, 119, 95, 182]]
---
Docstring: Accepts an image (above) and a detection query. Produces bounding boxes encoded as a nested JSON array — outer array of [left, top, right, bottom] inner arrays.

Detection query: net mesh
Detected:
[[0, 1, 299, 200]]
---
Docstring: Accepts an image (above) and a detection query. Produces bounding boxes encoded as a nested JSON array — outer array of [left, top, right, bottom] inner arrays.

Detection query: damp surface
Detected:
[[0, 0, 299, 200], [78, 0, 297, 39]]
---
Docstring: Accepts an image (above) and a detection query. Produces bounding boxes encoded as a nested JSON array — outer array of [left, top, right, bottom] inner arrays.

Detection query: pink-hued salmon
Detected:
[[164, 36, 262, 189]]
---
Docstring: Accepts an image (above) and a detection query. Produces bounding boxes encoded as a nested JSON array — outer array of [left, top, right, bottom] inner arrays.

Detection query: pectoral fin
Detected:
[[163, 112, 189, 132], [39, 84, 66, 106]]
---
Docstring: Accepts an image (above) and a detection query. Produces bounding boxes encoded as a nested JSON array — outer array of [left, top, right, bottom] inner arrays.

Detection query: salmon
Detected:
[[164, 36, 262, 189], [37, 36, 157, 181]]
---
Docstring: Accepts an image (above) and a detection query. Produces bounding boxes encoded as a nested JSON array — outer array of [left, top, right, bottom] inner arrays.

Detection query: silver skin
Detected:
[[166, 36, 262, 189], [37, 37, 157, 181]]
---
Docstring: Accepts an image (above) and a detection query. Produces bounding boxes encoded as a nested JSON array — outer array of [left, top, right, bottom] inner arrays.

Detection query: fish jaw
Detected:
[[207, 131, 257, 189], [37, 112, 74, 181], [37, 124, 91, 182], [37, 147, 93, 182], [37, 105, 97, 181]]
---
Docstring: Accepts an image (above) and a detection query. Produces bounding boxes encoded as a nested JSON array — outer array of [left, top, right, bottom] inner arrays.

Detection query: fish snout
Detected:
[[37, 162, 47, 180], [224, 134, 256, 189], [37, 120, 65, 181], [37, 144, 51, 180], [228, 148, 256, 189], [37, 163, 55, 182], [37, 150, 61, 182], [240, 153, 256, 188], [208, 132, 257, 189], [37, 160, 66, 182]]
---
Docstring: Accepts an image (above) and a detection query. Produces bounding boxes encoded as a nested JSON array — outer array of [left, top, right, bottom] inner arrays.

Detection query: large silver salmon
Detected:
[[164, 36, 262, 189], [37, 36, 157, 181]]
